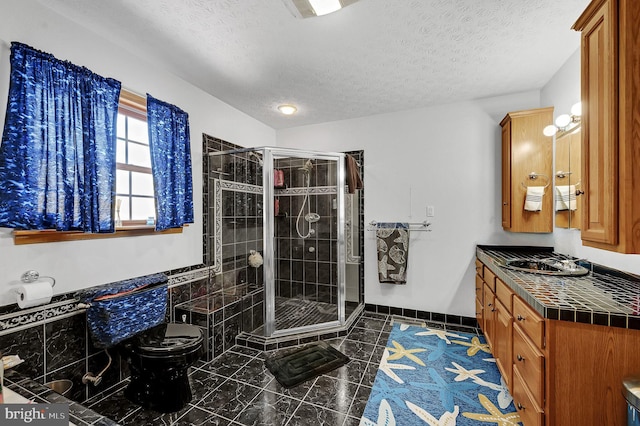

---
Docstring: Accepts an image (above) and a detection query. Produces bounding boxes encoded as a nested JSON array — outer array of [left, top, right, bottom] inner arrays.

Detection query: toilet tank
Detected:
[[76, 273, 168, 348]]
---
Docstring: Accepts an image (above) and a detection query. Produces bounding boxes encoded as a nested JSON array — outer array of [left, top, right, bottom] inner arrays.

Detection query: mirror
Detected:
[[554, 125, 581, 229]]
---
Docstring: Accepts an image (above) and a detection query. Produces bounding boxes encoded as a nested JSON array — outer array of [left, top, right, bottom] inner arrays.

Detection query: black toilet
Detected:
[[120, 322, 204, 413]]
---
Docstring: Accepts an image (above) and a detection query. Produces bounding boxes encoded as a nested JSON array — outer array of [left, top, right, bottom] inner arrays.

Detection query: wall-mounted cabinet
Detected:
[[573, 0, 640, 253], [500, 107, 554, 233]]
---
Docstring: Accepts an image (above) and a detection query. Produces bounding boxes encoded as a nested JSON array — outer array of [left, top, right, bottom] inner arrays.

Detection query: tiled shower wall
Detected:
[[274, 158, 339, 305]]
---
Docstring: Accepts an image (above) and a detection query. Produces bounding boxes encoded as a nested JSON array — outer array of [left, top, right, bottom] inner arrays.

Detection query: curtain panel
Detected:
[[0, 42, 121, 232], [146, 95, 194, 231]]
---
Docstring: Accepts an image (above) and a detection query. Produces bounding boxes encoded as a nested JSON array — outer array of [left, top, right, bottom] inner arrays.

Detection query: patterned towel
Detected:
[[376, 223, 410, 284], [524, 186, 544, 212]]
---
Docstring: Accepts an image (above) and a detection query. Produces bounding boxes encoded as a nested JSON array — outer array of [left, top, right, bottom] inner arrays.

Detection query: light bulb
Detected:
[[278, 104, 297, 115], [571, 102, 582, 117], [543, 125, 557, 137], [555, 114, 571, 129]]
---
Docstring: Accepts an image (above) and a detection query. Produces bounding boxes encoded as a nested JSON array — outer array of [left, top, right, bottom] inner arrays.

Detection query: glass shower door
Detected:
[[262, 148, 346, 337]]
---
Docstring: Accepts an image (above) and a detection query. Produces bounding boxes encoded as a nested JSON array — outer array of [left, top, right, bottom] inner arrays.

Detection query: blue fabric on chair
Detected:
[[146, 94, 194, 231], [0, 42, 121, 232]]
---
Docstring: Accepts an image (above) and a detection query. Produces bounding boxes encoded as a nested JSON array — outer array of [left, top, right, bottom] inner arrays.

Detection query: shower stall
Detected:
[[204, 146, 361, 342]]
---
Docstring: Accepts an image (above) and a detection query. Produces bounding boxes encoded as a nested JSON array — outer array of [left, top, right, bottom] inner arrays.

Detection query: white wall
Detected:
[[277, 91, 556, 318], [542, 49, 640, 274], [0, 0, 276, 306]]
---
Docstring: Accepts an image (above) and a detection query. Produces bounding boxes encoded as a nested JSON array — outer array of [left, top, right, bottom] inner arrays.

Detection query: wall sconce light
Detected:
[[543, 102, 582, 137]]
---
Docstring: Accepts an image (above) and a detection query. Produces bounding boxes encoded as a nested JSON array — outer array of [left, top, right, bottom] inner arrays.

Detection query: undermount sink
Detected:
[[502, 259, 590, 276]]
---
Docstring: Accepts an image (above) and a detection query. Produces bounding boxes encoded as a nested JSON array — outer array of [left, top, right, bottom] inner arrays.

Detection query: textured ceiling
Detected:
[[38, 0, 590, 129]]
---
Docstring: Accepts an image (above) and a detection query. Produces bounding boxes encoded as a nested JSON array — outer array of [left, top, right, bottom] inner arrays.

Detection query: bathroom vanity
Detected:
[[476, 246, 640, 426]]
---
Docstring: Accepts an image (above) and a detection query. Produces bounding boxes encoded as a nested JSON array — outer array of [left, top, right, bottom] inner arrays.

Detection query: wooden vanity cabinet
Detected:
[[477, 255, 640, 425], [572, 0, 640, 253], [500, 107, 554, 233]]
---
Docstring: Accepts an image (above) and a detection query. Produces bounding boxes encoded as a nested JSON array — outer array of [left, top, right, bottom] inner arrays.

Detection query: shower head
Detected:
[[249, 151, 263, 166], [299, 159, 313, 173]]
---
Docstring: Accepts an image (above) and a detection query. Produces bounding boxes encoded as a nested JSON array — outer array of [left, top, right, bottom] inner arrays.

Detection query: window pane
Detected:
[[116, 139, 126, 163], [131, 171, 154, 196], [128, 117, 148, 144], [117, 114, 125, 138], [116, 169, 130, 194], [131, 197, 155, 220], [117, 197, 131, 221], [128, 143, 152, 168]]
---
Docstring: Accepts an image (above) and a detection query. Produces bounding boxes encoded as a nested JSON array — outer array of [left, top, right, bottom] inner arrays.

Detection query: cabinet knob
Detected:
[[576, 190, 584, 196], [503, 202, 508, 206], [517, 403, 525, 410], [517, 315, 525, 321], [517, 354, 524, 362]]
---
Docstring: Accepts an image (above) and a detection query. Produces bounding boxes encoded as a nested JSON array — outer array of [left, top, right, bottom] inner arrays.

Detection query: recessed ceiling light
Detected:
[[278, 104, 297, 115], [309, 0, 341, 16], [282, 0, 359, 19]]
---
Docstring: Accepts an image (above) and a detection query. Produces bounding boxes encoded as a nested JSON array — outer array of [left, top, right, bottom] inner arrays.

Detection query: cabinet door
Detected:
[[483, 283, 496, 349], [579, 0, 618, 245], [501, 121, 512, 229], [494, 299, 513, 390]]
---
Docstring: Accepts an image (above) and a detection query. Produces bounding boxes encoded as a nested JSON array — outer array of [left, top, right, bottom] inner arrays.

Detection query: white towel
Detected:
[[555, 185, 577, 211], [524, 186, 545, 212]]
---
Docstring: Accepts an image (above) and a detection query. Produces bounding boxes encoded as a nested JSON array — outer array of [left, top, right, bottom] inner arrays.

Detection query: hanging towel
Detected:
[[376, 223, 409, 284], [346, 155, 363, 194], [555, 185, 577, 211], [524, 186, 545, 212]]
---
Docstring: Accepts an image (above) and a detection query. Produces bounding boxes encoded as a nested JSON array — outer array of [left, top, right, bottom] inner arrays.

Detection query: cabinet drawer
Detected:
[[513, 367, 544, 426], [475, 259, 484, 278], [513, 324, 544, 408], [513, 296, 544, 348], [483, 267, 496, 292], [495, 278, 513, 313]]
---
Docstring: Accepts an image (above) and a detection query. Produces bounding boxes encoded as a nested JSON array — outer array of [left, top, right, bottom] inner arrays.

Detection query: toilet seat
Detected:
[[131, 323, 203, 355]]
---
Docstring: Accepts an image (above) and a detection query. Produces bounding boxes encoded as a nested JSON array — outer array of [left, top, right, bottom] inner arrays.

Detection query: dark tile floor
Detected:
[[84, 312, 479, 425]]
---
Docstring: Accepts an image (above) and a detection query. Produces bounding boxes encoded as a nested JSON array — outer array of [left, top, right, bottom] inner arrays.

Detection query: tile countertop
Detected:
[[476, 245, 640, 330]]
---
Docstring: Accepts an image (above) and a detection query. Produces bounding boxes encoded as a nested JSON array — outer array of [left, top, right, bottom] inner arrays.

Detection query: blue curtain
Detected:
[[0, 42, 121, 232], [147, 94, 194, 231]]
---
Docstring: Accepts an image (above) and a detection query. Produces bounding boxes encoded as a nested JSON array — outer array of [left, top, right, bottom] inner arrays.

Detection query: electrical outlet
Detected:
[[427, 206, 435, 217]]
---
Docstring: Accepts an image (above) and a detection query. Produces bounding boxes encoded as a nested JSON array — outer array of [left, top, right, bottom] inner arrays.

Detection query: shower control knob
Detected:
[[308, 246, 315, 253]]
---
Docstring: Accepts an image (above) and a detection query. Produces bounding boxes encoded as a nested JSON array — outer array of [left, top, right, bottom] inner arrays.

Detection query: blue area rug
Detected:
[[360, 323, 522, 425]]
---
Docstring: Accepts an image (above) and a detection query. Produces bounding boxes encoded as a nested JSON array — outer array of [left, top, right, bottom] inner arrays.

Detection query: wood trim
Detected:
[[572, 0, 610, 30], [118, 89, 147, 122], [13, 226, 183, 245]]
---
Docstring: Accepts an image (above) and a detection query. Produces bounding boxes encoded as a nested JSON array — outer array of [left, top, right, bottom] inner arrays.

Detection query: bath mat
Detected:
[[360, 323, 522, 425], [265, 341, 350, 388]]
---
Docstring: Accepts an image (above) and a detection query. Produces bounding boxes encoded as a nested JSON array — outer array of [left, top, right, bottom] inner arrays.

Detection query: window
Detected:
[[12, 90, 185, 245], [115, 91, 155, 227]]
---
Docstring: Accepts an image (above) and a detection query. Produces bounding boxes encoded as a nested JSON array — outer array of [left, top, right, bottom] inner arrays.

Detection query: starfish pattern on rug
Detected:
[[405, 400, 459, 426], [462, 394, 521, 425], [387, 340, 427, 366], [360, 399, 396, 426], [378, 348, 416, 384], [411, 368, 481, 412], [368, 377, 411, 408], [426, 338, 476, 364], [451, 336, 492, 356], [415, 328, 470, 344]]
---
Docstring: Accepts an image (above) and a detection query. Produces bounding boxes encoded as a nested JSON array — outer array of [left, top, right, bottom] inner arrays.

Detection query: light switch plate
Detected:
[[427, 206, 435, 217]]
